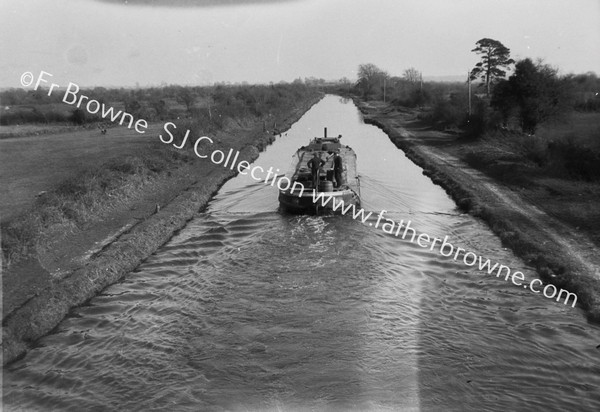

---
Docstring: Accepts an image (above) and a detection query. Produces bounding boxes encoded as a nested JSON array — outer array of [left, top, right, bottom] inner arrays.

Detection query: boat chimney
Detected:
[[324, 127, 327, 138]]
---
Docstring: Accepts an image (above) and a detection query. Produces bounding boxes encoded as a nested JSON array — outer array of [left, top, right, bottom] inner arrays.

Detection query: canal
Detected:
[[4, 95, 599, 411]]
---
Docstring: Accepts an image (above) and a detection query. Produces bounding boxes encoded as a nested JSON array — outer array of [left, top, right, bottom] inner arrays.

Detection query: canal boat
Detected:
[[278, 128, 360, 214]]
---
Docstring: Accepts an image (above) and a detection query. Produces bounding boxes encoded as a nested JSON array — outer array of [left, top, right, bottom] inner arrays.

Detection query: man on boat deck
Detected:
[[307, 152, 326, 188], [332, 150, 343, 187]]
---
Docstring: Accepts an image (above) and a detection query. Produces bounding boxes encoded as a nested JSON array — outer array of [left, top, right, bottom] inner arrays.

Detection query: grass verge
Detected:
[[1, 145, 192, 267]]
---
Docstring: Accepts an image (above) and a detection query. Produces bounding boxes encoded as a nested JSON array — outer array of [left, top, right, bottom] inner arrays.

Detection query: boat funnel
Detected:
[[324, 127, 327, 138]]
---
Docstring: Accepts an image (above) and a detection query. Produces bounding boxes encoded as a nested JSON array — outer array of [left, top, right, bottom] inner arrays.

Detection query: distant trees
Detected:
[[304, 77, 327, 87], [470, 38, 515, 96], [491, 58, 572, 134], [0, 83, 321, 130], [124, 99, 142, 116], [338, 76, 352, 86], [401, 67, 426, 106], [566, 71, 600, 111], [176, 87, 196, 114], [403, 67, 422, 84], [344, 41, 589, 140], [356, 63, 389, 99], [150, 98, 168, 120]]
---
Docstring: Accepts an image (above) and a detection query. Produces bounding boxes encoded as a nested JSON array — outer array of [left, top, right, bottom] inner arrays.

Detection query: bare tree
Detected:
[[357, 63, 388, 99], [403, 67, 421, 83]]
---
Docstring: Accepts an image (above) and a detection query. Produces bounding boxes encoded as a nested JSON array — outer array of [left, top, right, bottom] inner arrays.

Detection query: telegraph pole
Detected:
[[467, 70, 472, 117]]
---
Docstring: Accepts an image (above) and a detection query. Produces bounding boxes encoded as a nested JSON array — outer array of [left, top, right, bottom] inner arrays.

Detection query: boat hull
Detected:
[[278, 188, 360, 214]]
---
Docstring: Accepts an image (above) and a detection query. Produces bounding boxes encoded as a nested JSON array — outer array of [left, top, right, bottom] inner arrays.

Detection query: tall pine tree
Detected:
[[470, 38, 515, 96]]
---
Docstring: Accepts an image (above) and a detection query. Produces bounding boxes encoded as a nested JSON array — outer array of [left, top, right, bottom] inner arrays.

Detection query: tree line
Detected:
[[0, 82, 317, 128], [345, 38, 599, 136], [335, 38, 600, 181]]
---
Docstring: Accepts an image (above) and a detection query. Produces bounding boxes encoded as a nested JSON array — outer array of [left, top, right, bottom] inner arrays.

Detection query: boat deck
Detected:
[[290, 139, 359, 195]]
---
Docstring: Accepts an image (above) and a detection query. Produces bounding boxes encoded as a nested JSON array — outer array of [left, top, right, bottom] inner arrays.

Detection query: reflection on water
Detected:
[[4, 96, 600, 411]]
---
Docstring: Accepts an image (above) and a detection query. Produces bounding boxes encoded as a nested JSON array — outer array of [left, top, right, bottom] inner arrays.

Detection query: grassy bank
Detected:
[[2, 144, 191, 266], [2, 87, 322, 364], [1, 83, 320, 266], [357, 99, 600, 322]]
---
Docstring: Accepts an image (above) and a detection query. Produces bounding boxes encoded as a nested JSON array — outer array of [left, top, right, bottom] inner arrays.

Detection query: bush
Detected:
[[491, 59, 573, 135], [575, 98, 600, 112], [430, 94, 468, 129], [463, 99, 493, 138], [549, 137, 600, 180], [0, 107, 71, 125], [521, 134, 549, 166], [71, 108, 86, 125]]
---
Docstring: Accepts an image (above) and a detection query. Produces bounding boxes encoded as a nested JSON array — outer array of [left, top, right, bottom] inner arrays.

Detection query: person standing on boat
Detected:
[[307, 152, 325, 189], [333, 150, 344, 187]]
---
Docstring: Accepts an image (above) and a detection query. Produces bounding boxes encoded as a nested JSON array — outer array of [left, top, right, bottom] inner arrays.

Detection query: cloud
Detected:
[[91, 0, 300, 7]]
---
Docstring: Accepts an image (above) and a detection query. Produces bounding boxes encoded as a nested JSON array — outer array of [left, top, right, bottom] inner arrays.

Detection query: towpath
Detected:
[[357, 100, 600, 320]]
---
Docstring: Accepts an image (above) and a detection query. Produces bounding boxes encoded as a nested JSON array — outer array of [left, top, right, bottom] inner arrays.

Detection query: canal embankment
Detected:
[[356, 99, 600, 322], [2, 93, 323, 365]]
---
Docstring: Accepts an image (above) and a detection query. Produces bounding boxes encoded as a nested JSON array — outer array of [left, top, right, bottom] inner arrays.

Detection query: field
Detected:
[[0, 123, 164, 222], [537, 112, 600, 148], [1, 83, 319, 267], [460, 111, 600, 245]]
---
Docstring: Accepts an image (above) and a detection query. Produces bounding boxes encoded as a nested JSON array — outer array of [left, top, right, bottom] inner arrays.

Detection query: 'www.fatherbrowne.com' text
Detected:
[[312, 191, 578, 308]]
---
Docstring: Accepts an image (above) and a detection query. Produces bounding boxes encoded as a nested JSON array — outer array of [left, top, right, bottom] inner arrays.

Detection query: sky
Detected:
[[1, 0, 599, 88]]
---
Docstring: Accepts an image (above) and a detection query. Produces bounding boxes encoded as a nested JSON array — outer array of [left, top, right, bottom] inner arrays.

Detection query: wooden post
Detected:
[[468, 70, 472, 117]]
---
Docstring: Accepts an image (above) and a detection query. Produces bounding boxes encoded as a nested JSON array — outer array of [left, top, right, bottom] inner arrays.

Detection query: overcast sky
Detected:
[[1, 0, 599, 88]]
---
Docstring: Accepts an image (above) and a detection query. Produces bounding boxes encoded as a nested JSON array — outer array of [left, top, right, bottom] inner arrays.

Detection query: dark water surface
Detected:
[[4, 96, 600, 411]]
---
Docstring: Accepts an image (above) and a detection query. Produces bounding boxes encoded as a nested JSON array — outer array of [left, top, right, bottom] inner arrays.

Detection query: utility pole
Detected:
[[467, 70, 472, 117]]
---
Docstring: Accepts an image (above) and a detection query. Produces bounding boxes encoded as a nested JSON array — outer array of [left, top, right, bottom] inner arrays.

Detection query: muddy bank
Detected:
[[2, 94, 323, 365], [356, 99, 600, 322]]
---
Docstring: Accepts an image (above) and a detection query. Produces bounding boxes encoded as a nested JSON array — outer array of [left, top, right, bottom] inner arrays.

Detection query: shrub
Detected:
[[431, 96, 467, 129], [549, 137, 600, 180], [71, 108, 86, 125], [462, 99, 494, 138], [521, 134, 549, 166], [491, 59, 573, 135]]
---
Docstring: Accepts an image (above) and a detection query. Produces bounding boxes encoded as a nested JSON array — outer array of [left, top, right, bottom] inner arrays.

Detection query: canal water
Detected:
[[4, 95, 600, 411]]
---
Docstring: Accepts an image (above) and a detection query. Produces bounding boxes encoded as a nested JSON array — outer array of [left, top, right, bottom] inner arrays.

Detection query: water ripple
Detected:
[[4, 95, 600, 412]]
